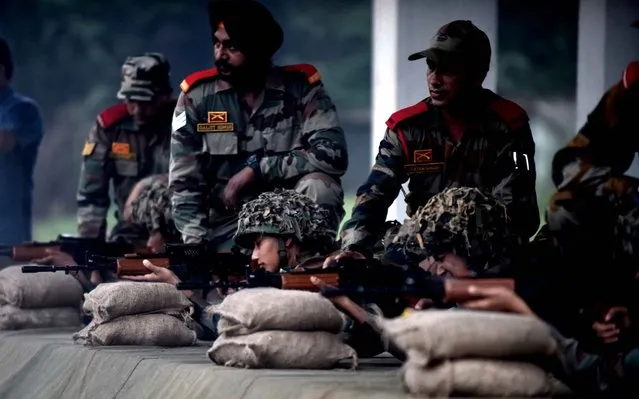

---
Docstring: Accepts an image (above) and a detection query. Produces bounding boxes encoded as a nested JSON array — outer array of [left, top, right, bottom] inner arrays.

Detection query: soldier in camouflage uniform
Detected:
[[233, 189, 338, 272], [77, 53, 176, 248], [170, 0, 347, 253], [332, 20, 539, 264], [386, 186, 519, 278], [124, 173, 180, 253]]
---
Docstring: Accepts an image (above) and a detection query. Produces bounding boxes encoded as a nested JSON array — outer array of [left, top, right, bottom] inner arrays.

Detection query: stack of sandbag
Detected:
[[73, 281, 197, 347], [380, 310, 573, 398], [0, 266, 83, 330], [208, 288, 358, 369]]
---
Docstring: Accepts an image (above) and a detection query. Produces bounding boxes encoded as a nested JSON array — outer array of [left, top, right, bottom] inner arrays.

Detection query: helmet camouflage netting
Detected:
[[234, 189, 335, 252], [128, 174, 180, 240], [389, 186, 515, 273]]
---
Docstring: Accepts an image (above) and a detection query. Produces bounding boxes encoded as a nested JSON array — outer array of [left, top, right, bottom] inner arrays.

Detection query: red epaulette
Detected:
[[97, 104, 128, 129], [622, 61, 639, 89], [490, 97, 529, 130], [385, 102, 428, 130], [179, 68, 219, 93], [283, 64, 321, 85]]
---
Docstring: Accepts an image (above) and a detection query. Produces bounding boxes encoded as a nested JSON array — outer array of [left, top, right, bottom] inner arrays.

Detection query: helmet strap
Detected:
[[277, 237, 288, 269]]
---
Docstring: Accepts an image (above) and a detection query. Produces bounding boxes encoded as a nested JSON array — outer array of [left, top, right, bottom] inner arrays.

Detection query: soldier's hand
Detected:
[[33, 248, 76, 267], [592, 306, 631, 344], [461, 285, 536, 317], [121, 259, 181, 285], [223, 167, 257, 210], [322, 251, 366, 269]]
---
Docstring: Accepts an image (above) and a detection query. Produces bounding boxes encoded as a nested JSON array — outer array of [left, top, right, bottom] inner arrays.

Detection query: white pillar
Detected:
[[576, 0, 639, 131], [371, 0, 498, 222]]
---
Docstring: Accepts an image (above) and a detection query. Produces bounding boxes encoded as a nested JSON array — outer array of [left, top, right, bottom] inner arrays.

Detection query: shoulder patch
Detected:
[[490, 97, 529, 130], [97, 104, 129, 129], [386, 102, 429, 130], [179, 68, 219, 93], [283, 64, 321, 85], [622, 61, 639, 90]]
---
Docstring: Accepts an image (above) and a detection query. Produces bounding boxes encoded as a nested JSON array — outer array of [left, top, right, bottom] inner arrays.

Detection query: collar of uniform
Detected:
[[213, 67, 285, 94]]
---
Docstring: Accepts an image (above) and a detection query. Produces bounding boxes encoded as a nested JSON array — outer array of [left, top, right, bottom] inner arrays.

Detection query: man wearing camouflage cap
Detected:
[[170, 0, 348, 253], [77, 53, 176, 249], [332, 20, 539, 265]]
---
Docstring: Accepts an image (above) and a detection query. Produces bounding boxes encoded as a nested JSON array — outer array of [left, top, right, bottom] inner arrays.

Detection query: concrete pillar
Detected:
[[371, 0, 498, 222], [576, 0, 639, 131]]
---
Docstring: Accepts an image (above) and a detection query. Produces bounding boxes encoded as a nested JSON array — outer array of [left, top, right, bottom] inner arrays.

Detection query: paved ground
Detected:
[[0, 328, 409, 399]]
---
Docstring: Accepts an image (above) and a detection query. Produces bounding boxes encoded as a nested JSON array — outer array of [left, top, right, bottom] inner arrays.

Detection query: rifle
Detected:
[[0, 234, 141, 264], [21, 243, 245, 281], [175, 258, 515, 311]]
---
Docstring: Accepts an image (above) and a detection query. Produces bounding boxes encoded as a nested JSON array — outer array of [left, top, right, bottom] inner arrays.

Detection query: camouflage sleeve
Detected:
[[77, 123, 111, 239], [340, 128, 407, 252], [492, 121, 540, 240], [256, 81, 348, 181], [169, 91, 211, 244]]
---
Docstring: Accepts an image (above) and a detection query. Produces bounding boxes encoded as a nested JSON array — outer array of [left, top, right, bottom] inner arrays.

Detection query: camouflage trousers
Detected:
[[210, 172, 345, 252]]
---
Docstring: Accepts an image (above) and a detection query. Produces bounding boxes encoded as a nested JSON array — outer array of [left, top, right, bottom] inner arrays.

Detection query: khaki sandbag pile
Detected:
[[208, 288, 357, 369], [0, 266, 83, 330], [73, 281, 197, 347], [380, 310, 572, 398]]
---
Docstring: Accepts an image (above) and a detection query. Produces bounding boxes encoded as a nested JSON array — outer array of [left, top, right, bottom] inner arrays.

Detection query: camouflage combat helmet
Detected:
[[117, 52, 172, 101], [389, 186, 515, 274], [234, 189, 335, 253], [127, 174, 180, 241]]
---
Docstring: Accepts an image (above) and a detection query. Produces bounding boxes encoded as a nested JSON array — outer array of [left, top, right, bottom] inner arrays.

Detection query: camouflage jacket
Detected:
[[341, 89, 539, 253], [170, 64, 347, 244], [77, 101, 175, 241]]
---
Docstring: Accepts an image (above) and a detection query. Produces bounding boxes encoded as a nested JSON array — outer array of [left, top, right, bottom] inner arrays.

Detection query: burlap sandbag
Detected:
[[381, 310, 558, 366], [212, 288, 347, 335], [82, 281, 192, 322], [208, 330, 358, 369], [73, 314, 197, 346], [402, 359, 572, 397], [0, 305, 81, 330], [0, 266, 83, 308]]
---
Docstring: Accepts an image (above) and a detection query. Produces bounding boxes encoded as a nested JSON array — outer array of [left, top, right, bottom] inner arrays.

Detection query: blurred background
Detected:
[[0, 0, 636, 240]]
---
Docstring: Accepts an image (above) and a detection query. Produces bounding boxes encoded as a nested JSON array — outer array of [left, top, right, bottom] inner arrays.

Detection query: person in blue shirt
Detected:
[[0, 37, 44, 251]]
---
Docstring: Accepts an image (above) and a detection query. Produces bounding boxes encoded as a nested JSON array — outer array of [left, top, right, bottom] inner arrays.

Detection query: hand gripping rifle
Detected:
[[21, 242, 246, 282], [0, 234, 141, 264]]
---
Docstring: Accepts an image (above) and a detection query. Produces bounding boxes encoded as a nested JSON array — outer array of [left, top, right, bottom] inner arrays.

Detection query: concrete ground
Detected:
[[0, 328, 409, 399]]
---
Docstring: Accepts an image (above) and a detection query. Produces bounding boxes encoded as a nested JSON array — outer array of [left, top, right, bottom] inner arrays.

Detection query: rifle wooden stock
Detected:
[[115, 257, 170, 277], [444, 278, 515, 303], [280, 272, 340, 290], [12, 245, 61, 261]]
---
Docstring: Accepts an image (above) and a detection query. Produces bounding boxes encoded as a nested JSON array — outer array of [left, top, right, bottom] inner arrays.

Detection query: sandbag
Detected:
[[402, 359, 572, 397], [381, 310, 558, 366], [73, 314, 197, 347], [212, 288, 347, 335], [82, 281, 192, 322], [0, 265, 83, 308], [208, 330, 357, 369], [0, 305, 81, 330]]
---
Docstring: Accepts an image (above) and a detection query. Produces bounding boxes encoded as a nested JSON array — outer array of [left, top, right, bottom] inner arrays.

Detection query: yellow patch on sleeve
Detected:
[[82, 142, 96, 156]]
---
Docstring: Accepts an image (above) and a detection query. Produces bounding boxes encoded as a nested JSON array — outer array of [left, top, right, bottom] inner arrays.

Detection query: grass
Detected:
[[33, 196, 358, 241]]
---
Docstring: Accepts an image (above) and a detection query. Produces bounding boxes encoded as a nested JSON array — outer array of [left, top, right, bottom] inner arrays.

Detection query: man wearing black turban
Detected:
[[169, 0, 348, 254]]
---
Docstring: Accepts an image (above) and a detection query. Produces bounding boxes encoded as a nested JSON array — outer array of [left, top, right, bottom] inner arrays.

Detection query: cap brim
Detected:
[[408, 48, 435, 61]]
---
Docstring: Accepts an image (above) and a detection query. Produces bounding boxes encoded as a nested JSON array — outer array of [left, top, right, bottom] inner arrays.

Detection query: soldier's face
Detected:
[[213, 27, 246, 76], [251, 235, 300, 273], [426, 59, 471, 107], [125, 98, 164, 125]]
